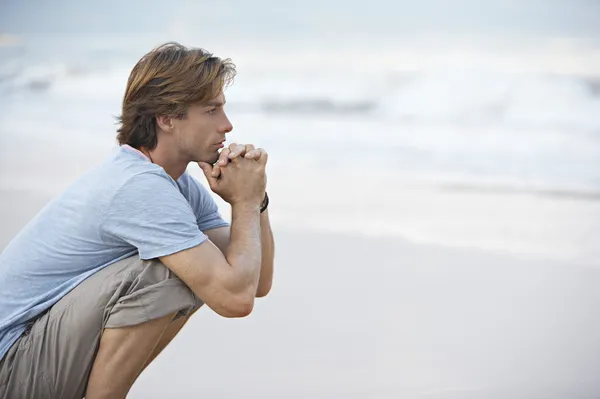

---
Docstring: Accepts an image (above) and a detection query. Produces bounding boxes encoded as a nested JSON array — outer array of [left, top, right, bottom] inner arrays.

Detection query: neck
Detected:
[[140, 145, 188, 181]]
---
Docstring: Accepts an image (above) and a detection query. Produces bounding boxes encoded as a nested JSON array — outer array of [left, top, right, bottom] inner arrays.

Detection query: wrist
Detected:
[[260, 191, 269, 213], [231, 197, 262, 212]]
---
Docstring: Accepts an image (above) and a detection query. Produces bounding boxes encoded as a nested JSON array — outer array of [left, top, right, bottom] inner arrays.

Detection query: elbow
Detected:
[[221, 280, 271, 315], [218, 292, 255, 318], [227, 300, 254, 318]]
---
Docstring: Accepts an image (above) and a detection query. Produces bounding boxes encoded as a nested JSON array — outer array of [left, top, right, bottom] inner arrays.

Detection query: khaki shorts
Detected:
[[0, 256, 202, 399]]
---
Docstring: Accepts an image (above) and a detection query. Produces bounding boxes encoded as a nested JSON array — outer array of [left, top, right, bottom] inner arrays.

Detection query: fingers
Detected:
[[239, 144, 255, 159], [215, 143, 248, 175], [211, 163, 221, 178], [198, 162, 219, 189], [220, 143, 268, 166], [217, 148, 231, 166], [252, 148, 268, 165], [244, 146, 262, 160], [227, 143, 254, 160]]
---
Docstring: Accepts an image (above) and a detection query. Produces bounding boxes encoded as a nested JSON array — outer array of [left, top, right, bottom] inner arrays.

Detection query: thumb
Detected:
[[198, 162, 218, 187]]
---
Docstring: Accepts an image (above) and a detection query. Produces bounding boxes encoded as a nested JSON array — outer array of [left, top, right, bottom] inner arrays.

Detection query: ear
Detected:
[[156, 115, 174, 132]]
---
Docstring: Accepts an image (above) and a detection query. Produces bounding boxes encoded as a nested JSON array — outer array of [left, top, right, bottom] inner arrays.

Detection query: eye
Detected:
[[207, 108, 217, 115]]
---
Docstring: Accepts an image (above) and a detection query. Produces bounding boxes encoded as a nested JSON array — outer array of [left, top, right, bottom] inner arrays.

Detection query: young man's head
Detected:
[[117, 42, 236, 164]]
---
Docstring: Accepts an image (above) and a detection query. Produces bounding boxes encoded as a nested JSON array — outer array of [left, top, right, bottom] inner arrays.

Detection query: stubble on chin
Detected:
[[187, 147, 220, 165], [203, 149, 220, 166]]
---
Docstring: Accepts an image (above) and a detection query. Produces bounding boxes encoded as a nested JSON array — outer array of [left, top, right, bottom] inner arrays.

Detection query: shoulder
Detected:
[[107, 148, 179, 193], [111, 171, 180, 206], [111, 145, 175, 183], [102, 169, 198, 226]]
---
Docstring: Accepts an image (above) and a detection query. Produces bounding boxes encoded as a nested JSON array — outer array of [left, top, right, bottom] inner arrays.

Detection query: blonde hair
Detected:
[[116, 42, 236, 149]]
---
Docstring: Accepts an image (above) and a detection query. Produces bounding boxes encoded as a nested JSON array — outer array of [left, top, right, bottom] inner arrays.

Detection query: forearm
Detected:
[[256, 209, 275, 297], [224, 202, 262, 293]]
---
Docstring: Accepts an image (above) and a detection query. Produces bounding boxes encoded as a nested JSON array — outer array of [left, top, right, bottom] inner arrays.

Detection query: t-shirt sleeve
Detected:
[[101, 172, 207, 260], [181, 173, 230, 232]]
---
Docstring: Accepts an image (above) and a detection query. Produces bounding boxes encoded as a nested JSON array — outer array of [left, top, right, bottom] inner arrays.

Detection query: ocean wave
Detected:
[[239, 72, 600, 131], [226, 98, 377, 115], [0, 61, 91, 94], [379, 71, 600, 131], [1, 58, 599, 132]]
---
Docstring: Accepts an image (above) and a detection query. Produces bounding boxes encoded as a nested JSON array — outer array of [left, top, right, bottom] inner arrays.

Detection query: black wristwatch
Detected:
[[260, 192, 269, 213]]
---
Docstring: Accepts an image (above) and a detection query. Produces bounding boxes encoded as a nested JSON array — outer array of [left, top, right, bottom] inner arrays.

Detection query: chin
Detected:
[[191, 147, 219, 164], [202, 151, 220, 165]]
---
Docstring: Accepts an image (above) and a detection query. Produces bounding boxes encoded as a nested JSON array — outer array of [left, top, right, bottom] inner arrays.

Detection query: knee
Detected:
[[104, 257, 203, 329]]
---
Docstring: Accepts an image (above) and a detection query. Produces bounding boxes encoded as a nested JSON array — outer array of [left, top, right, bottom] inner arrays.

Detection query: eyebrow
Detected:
[[205, 100, 226, 107]]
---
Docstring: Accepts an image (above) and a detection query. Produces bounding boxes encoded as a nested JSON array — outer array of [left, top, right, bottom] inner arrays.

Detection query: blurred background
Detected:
[[1, 1, 600, 398]]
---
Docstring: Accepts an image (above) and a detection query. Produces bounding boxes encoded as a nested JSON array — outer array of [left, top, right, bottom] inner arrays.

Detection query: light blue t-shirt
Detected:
[[0, 145, 229, 361]]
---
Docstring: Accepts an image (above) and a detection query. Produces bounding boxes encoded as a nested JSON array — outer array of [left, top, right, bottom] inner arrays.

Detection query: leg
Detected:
[[140, 306, 201, 373], [85, 312, 176, 399], [88, 306, 202, 398], [0, 256, 203, 399]]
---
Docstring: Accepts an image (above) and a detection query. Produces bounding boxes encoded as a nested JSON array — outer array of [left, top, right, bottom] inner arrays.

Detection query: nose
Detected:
[[220, 115, 233, 134]]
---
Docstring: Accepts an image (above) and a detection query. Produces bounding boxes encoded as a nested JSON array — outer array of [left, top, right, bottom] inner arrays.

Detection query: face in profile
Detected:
[[171, 93, 233, 164]]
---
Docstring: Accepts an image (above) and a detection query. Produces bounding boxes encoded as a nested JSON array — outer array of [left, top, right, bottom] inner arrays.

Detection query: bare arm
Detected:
[[161, 154, 267, 318], [256, 208, 274, 297], [160, 201, 261, 318], [206, 207, 275, 297], [205, 143, 275, 297]]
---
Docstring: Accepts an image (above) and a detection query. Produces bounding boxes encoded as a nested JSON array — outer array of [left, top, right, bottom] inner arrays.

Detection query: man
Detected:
[[0, 42, 274, 398]]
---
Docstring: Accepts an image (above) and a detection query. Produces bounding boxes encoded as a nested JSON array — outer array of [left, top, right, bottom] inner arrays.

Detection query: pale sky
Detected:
[[1, 0, 599, 38]]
